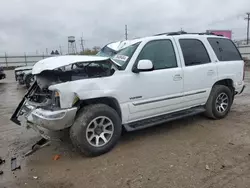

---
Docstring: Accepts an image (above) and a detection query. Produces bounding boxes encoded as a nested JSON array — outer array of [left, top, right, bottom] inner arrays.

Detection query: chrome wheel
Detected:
[[215, 92, 229, 113], [86, 116, 114, 147]]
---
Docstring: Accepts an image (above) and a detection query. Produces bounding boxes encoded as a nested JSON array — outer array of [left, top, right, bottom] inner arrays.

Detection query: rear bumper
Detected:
[[239, 85, 246, 94], [235, 85, 246, 95]]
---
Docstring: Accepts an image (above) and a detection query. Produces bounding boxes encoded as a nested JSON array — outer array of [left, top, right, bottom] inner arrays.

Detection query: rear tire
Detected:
[[70, 104, 122, 157], [204, 85, 233, 119]]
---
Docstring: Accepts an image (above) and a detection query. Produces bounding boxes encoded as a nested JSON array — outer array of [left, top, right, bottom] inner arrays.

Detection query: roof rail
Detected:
[[154, 31, 187, 36], [154, 31, 224, 37]]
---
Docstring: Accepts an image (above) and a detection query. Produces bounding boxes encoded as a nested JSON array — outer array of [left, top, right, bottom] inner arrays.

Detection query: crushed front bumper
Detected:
[[26, 107, 77, 131], [11, 82, 77, 139]]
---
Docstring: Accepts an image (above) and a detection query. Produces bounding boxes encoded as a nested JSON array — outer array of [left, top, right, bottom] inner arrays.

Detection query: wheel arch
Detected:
[[213, 78, 235, 93], [77, 97, 122, 121]]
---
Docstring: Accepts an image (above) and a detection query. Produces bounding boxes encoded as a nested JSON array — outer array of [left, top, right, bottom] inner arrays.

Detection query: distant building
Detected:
[[206, 30, 232, 39]]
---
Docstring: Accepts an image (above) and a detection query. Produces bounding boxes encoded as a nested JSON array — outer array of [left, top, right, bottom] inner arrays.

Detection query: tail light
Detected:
[[243, 60, 246, 80]]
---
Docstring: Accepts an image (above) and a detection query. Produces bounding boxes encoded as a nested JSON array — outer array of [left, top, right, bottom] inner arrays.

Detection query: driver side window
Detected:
[[136, 40, 177, 70]]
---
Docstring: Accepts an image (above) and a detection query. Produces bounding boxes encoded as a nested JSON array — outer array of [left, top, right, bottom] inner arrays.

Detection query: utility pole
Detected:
[[125, 25, 128, 40], [80, 37, 84, 52], [245, 13, 250, 44], [59, 45, 62, 55], [79, 32, 85, 53]]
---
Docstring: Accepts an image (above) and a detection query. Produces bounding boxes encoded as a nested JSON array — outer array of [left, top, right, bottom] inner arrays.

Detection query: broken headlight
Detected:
[[72, 94, 79, 106], [52, 90, 61, 108]]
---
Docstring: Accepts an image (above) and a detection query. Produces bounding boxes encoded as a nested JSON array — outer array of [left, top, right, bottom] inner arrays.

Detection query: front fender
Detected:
[[49, 81, 120, 108]]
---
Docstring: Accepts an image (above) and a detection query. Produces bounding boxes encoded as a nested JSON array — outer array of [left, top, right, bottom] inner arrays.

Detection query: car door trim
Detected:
[[132, 90, 206, 106]]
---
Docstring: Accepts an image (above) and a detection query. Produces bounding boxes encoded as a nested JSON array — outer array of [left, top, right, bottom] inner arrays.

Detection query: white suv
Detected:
[[11, 32, 245, 156]]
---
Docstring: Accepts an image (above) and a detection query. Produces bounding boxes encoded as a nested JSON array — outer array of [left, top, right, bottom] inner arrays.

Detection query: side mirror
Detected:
[[133, 60, 153, 73]]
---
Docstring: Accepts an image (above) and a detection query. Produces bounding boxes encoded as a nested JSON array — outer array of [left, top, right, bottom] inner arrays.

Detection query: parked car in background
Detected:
[[0, 66, 6, 80], [14, 66, 34, 88]]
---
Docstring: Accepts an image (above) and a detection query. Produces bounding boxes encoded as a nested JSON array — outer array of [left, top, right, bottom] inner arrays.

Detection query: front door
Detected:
[[127, 39, 184, 122]]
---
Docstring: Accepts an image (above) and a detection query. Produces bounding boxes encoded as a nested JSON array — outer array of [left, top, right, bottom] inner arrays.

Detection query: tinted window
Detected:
[[208, 38, 242, 61], [137, 40, 177, 70], [179, 39, 210, 66]]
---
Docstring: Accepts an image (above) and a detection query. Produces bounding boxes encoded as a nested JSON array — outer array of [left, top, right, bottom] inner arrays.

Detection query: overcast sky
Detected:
[[0, 0, 250, 55]]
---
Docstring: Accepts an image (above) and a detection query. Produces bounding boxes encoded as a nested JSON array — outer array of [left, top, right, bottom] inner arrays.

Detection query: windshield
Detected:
[[97, 46, 117, 57], [111, 42, 140, 69]]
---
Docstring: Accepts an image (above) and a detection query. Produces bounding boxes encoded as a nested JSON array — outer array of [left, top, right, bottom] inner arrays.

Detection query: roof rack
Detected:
[[154, 31, 223, 37], [154, 31, 187, 36]]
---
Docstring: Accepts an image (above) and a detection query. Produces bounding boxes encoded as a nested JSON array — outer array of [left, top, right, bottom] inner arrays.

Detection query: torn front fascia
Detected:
[[10, 82, 37, 125], [24, 138, 50, 157]]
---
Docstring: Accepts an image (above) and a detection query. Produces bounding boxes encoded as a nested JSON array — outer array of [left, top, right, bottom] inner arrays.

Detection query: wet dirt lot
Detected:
[[1, 70, 250, 188]]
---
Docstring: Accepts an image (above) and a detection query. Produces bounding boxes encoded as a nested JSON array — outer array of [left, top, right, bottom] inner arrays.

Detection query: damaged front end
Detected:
[[10, 81, 77, 139], [11, 56, 116, 139]]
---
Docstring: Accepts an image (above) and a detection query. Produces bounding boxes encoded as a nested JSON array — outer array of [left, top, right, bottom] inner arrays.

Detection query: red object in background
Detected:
[[53, 154, 61, 161], [207, 30, 232, 39]]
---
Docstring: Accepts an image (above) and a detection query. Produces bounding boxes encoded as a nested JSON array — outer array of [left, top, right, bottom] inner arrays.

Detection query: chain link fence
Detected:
[[238, 45, 250, 66], [0, 54, 58, 69]]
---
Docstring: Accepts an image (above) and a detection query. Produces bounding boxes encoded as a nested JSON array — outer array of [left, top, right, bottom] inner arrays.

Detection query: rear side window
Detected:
[[179, 39, 211, 66], [208, 38, 242, 61]]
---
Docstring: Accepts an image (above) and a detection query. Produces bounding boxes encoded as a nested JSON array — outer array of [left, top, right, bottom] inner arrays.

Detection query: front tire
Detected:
[[70, 104, 122, 157], [204, 85, 233, 119]]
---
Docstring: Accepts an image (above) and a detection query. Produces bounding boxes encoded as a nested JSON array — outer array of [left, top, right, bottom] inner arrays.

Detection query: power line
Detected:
[[125, 25, 128, 40], [245, 12, 250, 44]]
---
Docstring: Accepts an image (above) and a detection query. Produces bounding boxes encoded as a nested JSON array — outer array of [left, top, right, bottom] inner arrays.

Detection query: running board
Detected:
[[124, 106, 205, 131]]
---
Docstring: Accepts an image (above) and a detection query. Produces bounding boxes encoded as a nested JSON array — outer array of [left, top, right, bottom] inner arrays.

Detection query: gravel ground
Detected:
[[1, 70, 250, 188]]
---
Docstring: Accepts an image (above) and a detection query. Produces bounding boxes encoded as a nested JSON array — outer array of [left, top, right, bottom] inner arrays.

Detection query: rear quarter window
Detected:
[[207, 38, 242, 61]]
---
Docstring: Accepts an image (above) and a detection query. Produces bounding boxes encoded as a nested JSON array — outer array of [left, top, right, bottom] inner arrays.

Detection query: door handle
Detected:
[[207, 70, 215, 76], [173, 74, 182, 81]]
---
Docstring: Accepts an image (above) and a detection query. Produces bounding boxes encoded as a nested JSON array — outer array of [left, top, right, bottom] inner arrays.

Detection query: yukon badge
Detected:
[[129, 96, 142, 100]]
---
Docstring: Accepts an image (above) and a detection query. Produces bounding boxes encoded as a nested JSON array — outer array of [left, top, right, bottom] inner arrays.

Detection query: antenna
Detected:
[[125, 25, 128, 40]]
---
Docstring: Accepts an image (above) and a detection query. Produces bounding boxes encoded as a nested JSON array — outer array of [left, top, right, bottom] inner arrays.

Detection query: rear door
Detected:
[[175, 37, 217, 107]]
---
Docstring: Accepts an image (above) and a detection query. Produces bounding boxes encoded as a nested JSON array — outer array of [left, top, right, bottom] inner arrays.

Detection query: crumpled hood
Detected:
[[32, 55, 110, 75]]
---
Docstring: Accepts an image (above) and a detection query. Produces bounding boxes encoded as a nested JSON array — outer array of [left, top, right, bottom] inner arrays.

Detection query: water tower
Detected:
[[68, 36, 77, 54]]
